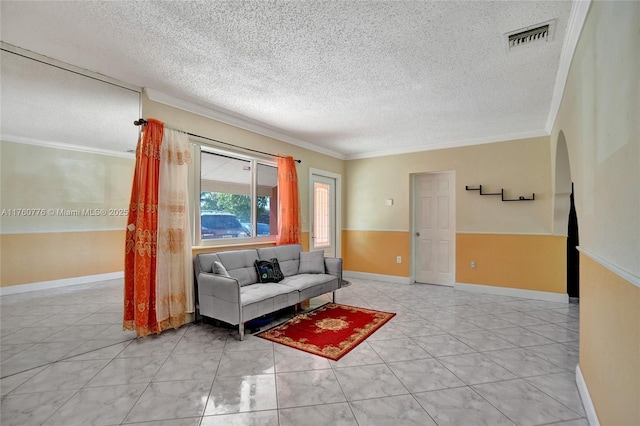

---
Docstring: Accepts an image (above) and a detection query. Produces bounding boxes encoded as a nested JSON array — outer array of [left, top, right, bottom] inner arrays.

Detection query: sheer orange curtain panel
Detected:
[[276, 156, 301, 245]]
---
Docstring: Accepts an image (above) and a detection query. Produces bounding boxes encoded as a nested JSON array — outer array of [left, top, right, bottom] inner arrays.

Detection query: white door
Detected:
[[310, 172, 337, 257], [414, 172, 455, 285]]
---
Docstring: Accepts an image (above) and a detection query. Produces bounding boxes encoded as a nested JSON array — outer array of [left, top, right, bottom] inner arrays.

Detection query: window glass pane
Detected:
[[256, 164, 278, 237], [200, 152, 250, 240], [314, 182, 330, 246]]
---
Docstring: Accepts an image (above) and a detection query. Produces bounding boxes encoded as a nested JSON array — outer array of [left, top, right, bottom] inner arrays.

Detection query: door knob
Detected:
[[415, 232, 420, 237]]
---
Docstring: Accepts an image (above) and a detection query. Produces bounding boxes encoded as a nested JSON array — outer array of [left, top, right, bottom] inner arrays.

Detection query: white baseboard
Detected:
[[343, 270, 411, 284], [576, 365, 600, 426], [454, 282, 569, 303], [0, 272, 124, 296]]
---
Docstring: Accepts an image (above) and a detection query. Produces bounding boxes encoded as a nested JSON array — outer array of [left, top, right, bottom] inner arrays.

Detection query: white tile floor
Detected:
[[1, 278, 586, 426]]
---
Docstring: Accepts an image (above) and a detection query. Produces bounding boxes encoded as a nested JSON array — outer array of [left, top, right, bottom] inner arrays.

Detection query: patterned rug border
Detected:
[[256, 303, 396, 361]]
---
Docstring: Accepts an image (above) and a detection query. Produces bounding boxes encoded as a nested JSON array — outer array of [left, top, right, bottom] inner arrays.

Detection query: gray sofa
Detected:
[[193, 244, 343, 340]]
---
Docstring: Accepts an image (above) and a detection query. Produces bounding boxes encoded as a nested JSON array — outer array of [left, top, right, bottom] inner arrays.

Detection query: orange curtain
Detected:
[[124, 118, 164, 337], [276, 156, 301, 245]]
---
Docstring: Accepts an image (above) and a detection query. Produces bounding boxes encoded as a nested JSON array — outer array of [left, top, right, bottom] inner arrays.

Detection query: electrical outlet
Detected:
[[471, 261, 476, 269], [396, 256, 402, 264]]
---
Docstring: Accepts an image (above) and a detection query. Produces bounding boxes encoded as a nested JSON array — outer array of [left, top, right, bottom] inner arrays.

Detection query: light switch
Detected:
[[385, 198, 394, 206]]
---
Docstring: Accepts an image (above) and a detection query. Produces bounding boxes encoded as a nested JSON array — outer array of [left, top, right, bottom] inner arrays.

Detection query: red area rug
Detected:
[[256, 303, 395, 361]]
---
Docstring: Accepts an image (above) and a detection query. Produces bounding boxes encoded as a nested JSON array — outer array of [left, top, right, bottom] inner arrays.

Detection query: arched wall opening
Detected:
[[554, 131, 579, 298], [554, 131, 572, 236]]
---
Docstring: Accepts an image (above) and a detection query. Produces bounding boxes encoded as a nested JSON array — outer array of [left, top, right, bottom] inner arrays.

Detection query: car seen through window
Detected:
[[201, 213, 248, 239]]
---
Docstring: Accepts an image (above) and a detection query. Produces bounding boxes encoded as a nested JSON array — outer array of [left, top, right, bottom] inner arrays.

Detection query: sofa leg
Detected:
[[332, 291, 336, 303], [238, 323, 245, 341]]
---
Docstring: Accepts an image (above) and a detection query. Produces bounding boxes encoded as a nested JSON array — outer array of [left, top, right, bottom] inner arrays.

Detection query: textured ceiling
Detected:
[[1, 1, 574, 159]]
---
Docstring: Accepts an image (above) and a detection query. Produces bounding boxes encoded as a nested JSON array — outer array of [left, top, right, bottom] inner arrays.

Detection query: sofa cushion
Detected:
[[254, 259, 284, 283], [299, 250, 325, 274], [217, 250, 259, 286], [257, 244, 302, 277], [240, 283, 298, 306], [279, 273, 336, 292]]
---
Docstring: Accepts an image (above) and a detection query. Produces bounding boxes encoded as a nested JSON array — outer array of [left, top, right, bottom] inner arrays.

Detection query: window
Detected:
[[256, 163, 278, 237], [196, 147, 277, 244]]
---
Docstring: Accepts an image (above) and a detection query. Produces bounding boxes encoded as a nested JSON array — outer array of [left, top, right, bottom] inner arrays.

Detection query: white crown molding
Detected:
[[455, 282, 569, 303], [576, 365, 600, 426], [545, 0, 592, 132], [578, 247, 640, 288], [1, 134, 135, 159], [144, 85, 552, 162], [144, 88, 346, 160], [345, 129, 550, 160], [1, 42, 141, 93], [0, 272, 124, 296]]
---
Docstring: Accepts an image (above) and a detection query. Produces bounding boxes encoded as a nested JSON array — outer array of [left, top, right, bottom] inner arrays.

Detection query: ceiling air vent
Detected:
[[505, 20, 556, 52]]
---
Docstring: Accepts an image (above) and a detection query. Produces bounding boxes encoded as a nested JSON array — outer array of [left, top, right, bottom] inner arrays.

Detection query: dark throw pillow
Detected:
[[254, 259, 284, 283], [270, 258, 285, 282]]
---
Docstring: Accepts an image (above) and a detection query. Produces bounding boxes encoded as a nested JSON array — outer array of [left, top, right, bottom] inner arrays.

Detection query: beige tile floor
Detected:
[[1, 278, 586, 426]]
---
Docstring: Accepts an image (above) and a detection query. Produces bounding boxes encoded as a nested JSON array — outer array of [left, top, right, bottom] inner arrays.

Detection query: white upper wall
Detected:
[[551, 1, 640, 278], [345, 136, 552, 234]]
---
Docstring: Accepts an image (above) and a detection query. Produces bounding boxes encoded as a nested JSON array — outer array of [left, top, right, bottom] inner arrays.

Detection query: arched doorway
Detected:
[[567, 183, 579, 298], [555, 131, 579, 298]]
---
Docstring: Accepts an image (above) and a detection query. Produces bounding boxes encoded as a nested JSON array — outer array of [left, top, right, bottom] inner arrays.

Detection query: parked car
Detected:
[[242, 222, 271, 236], [201, 213, 248, 239]]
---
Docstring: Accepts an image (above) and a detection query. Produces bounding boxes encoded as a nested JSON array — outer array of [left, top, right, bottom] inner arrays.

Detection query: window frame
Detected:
[[191, 142, 278, 247]]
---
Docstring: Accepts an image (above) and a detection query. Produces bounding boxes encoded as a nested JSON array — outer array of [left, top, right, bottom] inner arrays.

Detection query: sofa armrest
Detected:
[[324, 257, 343, 281], [197, 272, 241, 304]]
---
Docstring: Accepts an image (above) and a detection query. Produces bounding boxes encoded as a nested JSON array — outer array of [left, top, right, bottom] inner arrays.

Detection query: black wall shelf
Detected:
[[465, 185, 535, 202]]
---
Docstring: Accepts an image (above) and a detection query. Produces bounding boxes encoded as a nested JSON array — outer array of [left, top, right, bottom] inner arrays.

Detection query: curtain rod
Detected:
[[133, 118, 301, 163]]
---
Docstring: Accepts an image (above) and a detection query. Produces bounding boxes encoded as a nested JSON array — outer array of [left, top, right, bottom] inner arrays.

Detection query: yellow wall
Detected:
[[456, 233, 566, 293], [300, 232, 310, 252], [342, 230, 410, 277], [0, 141, 134, 234], [551, 2, 639, 278], [0, 141, 134, 288], [142, 94, 345, 238], [1, 230, 125, 286], [579, 254, 639, 425], [143, 94, 340, 257], [1, 88, 341, 290], [345, 136, 552, 234], [191, 232, 310, 257], [549, 2, 640, 424], [344, 136, 555, 290]]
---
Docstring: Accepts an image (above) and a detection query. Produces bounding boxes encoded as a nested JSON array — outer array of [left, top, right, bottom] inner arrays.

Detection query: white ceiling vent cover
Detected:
[[505, 20, 556, 51]]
